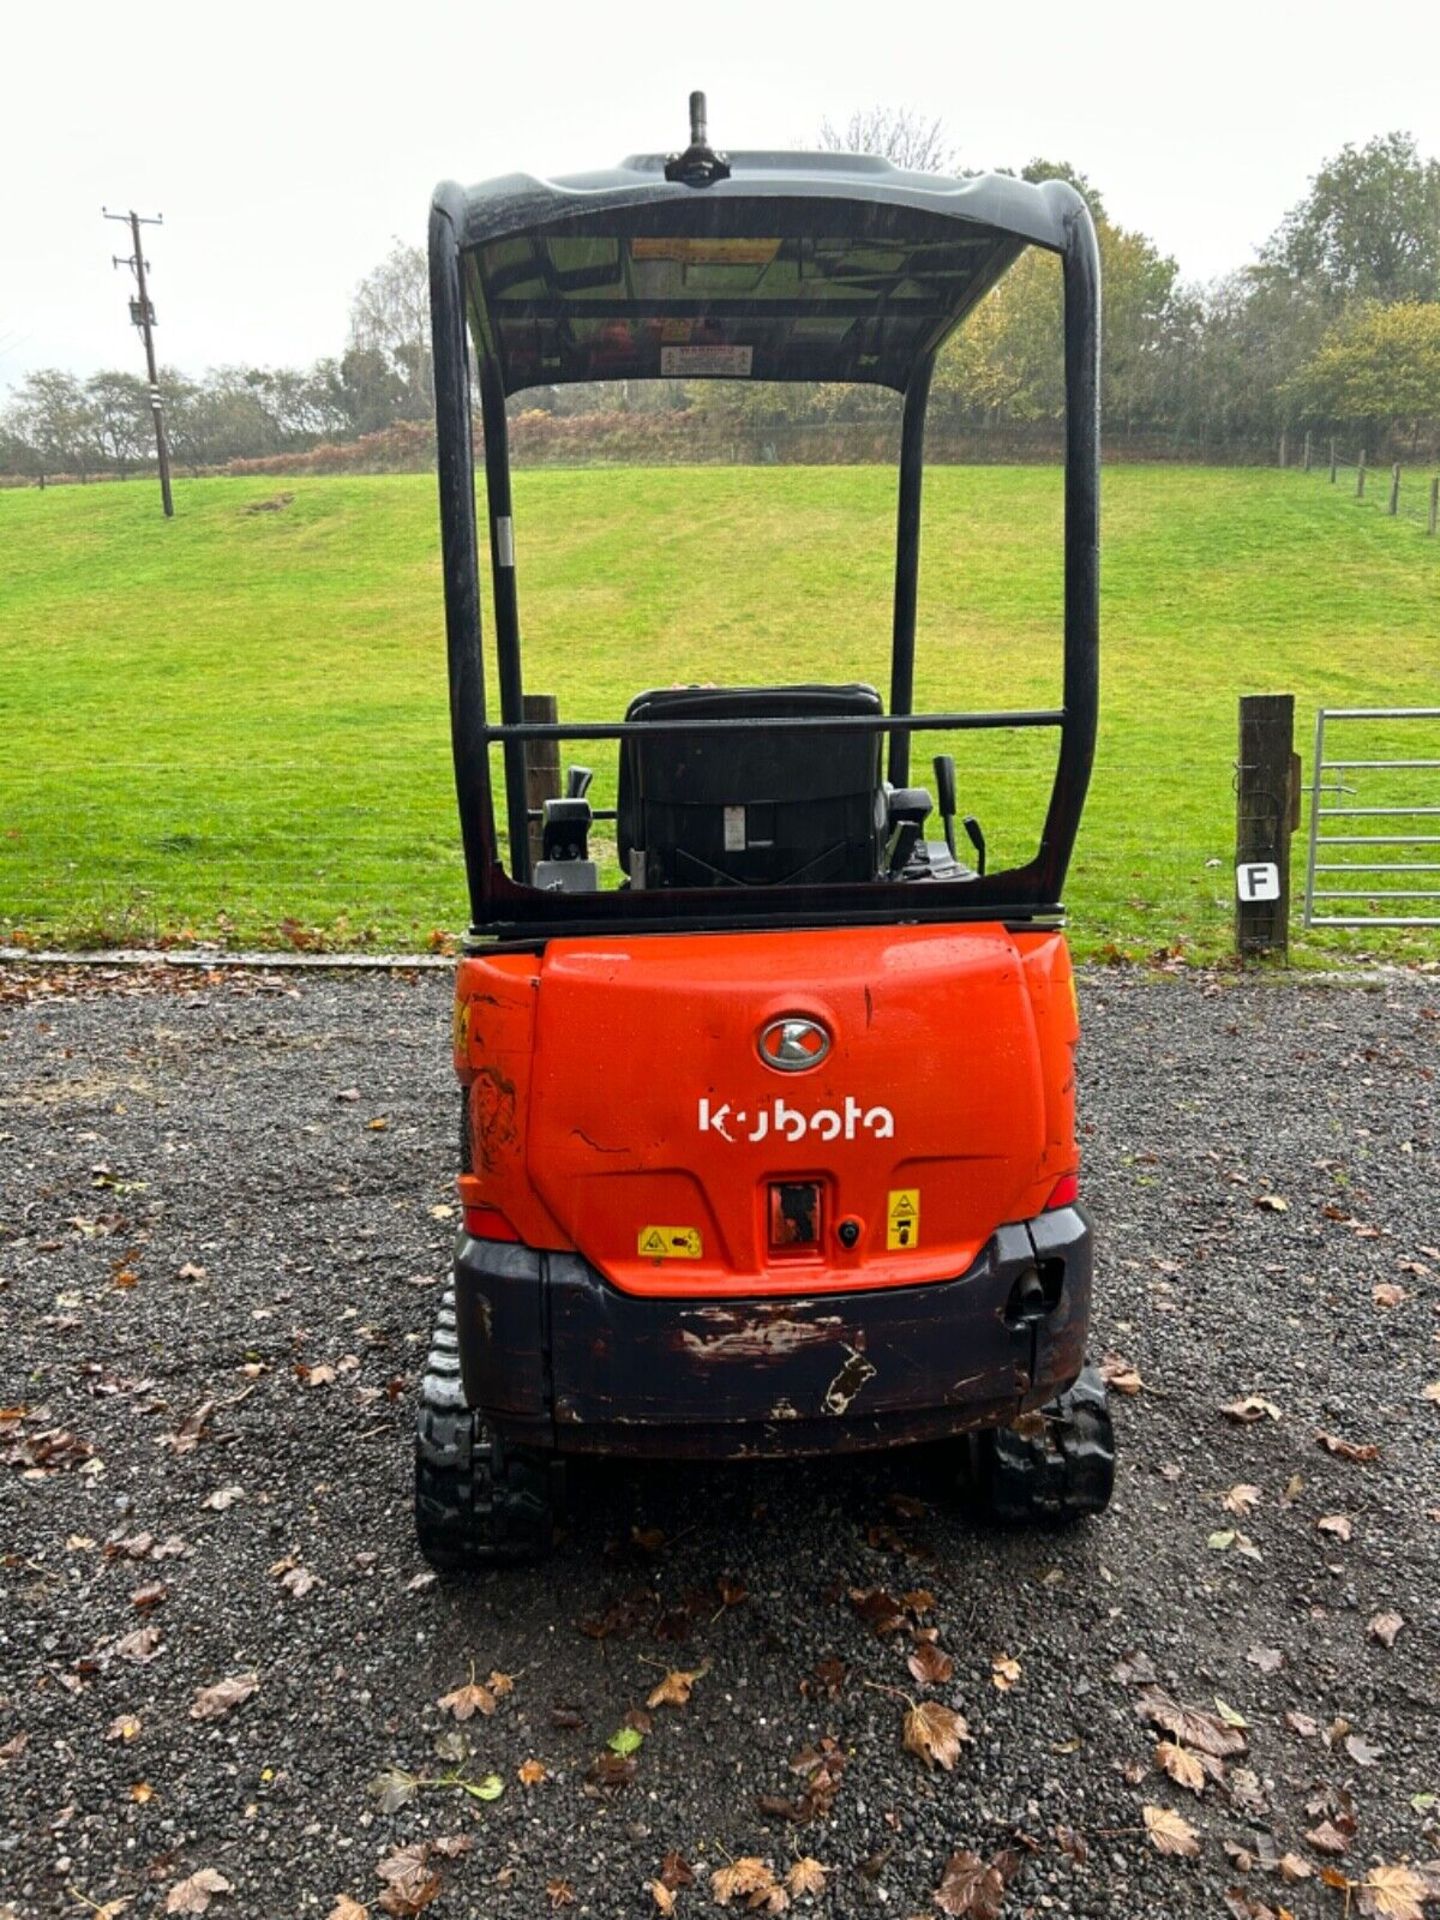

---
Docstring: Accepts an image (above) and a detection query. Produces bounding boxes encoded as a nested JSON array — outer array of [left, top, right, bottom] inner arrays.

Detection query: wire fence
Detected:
[[1283, 430, 1440, 538]]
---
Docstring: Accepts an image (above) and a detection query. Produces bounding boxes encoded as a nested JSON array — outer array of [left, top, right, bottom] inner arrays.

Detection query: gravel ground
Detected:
[[1, 962, 1437, 1920]]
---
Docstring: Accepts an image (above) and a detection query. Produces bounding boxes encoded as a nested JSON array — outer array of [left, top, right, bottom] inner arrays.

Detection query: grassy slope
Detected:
[[1, 466, 1436, 958]]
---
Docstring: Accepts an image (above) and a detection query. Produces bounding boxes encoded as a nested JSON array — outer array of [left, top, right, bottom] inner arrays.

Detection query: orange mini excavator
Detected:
[[415, 96, 1113, 1565]]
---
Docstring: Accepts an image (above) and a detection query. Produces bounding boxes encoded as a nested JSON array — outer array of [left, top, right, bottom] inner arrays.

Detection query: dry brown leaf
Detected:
[[190, 1673, 258, 1722], [517, 1758, 547, 1786], [785, 1859, 827, 1899], [327, 1901, 369, 1920], [1317, 1431, 1380, 1462], [903, 1701, 971, 1771], [648, 1883, 675, 1917], [711, 1859, 777, 1906], [279, 1565, 319, 1600], [1358, 1865, 1430, 1920], [1317, 1513, 1354, 1541], [1368, 1611, 1405, 1648], [201, 1485, 245, 1511], [437, 1678, 497, 1721], [1304, 1821, 1352, 1856], [1422, 1380, 1440, 1404], [934, 1850, 1006, 1919], [1284, 1710, 1320, 1738], [647, 1664, 707, 1709], [1373, 1283, 1407, 1308], [1246, 1646, 1284, 1674], [107, 1714, 142, 1742], [1277, 1852, 1314, 1882], [1100, 1352, 1143, 1395], [376, 1845, 441, 1918], [1143, 1805, 1200, 1858], [112, 1627, 162, 1663], [991, 1653, 1021, 1691], [1222, 1484, 1261, 1516], [1154, 1740, 1208, 1794], [544, 1880, 576, 1911], [165, 1870, 233, 1915], [907, 1642, 955, 1687], [1253, 1193, 1288, 1212], [1135, 1686, 1247, 1758], [1222, 1396, 1281, 1424]]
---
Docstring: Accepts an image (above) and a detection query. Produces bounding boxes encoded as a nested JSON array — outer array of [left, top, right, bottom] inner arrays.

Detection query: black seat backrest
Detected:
[[617, 683, 885, 888]]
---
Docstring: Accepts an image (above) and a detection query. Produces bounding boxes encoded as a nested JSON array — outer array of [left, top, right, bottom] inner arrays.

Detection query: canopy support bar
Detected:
[[888, 358, 933, 786], [477, 358, 533, 884]]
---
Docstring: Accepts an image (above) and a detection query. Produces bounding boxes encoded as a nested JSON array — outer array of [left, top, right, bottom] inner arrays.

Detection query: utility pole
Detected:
[[103, 208, 174, 517]]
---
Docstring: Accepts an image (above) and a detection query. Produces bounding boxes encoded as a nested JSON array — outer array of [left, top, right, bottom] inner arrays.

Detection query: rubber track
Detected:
[[975, 1363, 1116, 1525], [414, 1287, 554, 1568]]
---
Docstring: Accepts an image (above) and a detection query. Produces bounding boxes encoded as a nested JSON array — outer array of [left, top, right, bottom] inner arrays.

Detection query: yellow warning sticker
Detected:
[[886, 1189, 921, 1251], [638, 1226, 703, 1260]]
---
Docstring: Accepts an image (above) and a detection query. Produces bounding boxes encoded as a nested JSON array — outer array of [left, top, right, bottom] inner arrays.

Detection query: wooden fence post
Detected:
[[522, 691, 561, 870], [1236, 693, 1299, 962], [1329, 438, 1337, 482], [1389, 463, 1401, 515], [1278, 430, 1288, 468], [1429, 475, 1439, 537], [1303, 431, 1313, 471], [1356, 449, 1367, 498]]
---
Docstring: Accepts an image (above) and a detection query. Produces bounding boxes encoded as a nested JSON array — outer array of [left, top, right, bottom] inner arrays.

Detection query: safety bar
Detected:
[[483, 708, 1064, 745]]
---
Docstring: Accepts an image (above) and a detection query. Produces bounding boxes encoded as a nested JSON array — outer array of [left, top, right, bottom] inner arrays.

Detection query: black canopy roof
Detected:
[[437, 154, 1085, 395]]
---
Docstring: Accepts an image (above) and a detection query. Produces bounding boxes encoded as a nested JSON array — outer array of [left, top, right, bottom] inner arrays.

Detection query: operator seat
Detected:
[[617, 684, 887, 888]]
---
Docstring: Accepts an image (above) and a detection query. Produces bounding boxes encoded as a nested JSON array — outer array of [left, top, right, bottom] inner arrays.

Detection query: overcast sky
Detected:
[[4, 0, 1437, 390]]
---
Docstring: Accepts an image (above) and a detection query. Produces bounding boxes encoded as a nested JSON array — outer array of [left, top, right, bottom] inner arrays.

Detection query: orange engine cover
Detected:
[[455, 924, 1078, 1299]]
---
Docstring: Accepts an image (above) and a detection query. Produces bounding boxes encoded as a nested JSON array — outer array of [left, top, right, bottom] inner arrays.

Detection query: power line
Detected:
[[102, 207, 174, 517]]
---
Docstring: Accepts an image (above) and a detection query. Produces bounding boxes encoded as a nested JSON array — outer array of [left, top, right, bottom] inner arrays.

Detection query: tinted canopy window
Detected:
[[469, 201, 1024, 393]]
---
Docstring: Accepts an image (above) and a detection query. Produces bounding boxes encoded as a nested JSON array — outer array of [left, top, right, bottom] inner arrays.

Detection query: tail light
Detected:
[[1045, 1172, 1080, 1211], [458, 1174, 520, 1242]]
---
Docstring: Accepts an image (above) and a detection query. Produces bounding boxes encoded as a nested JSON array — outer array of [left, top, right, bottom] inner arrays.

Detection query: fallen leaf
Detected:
[[517, 1759, 547, 1786], [1143, 1805, 1201, 1858], [991, 1653, 1021, 1691], [786, 1858, 827, 1899], [1277, 1852, 1313, 1883], [437, 1677, 498, 1721], [1246, 1646, 1284, 1674], [201, 1485, 245, 1511], [190, 1673, 259, 1722], [646, 1664, 707, 1709], [907, 1642, 955, 1686], [1368, 1611, 1405, 1648], [1214, 1698, 1248, 1729], [327, 1900, 369, 1920], [934, 1850, 1006, 1919], [112, 1627, 162, 1664], [903, 1701, 971, 1771], [1254, 1193, 1288, 1211], [1208, 1529, 1237, 1551], [165, 1870, 233, 1915], [1372, 1283, 1406, 1308], [1100, 1352, 1143, 1395], [648, 1883, 675, 1917], [1317, 1432, 1380, 1463], [1305, 1821, 1352, 1856], [1222, 1484, 1262, 1516], [1345, 1733, 1384, 1768], [608, 1724, 644, 1756], [1222, 1396, 1282, 1424], [711, 1859, 777, 1906], [1422, 1380, 1440, 1404], [1135, 1686, 1247, 1758], [107, 1714, 142, 1743], [376, 1842, 440, 1918], [659, 1852, 695, 1892], [1155, 1741, 1208, 1793], [1285, 1709, 1320, 1738], [368, 1769, 419, 1813], [279, 1565, 319, 1600], [544, 1880, 576, 1910], [1317, 1513, 1354, 1541], [1358, 1866, 1429, 1920]]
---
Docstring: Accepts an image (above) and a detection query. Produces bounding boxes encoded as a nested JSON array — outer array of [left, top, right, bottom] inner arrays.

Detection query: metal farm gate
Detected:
[[1304, 707, 1440, 927]]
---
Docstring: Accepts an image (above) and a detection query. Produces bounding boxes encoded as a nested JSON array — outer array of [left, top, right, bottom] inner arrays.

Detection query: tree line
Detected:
[[4, 123, 1440, 480]]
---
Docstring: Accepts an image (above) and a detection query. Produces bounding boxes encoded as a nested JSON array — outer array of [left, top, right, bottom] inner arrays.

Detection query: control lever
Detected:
[[884, 787, 931, 876], [566, 764, 594, 800], [963, 814, 987, 876], [932, 754, 959, 860]]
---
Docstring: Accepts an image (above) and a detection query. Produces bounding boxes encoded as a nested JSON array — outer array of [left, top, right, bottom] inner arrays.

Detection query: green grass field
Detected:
[[2, 466, 1436, 961]]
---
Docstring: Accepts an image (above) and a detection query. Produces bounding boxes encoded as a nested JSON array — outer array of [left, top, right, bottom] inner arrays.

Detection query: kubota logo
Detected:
[[699, 1096, 894, 1144], [758, 1016, 830, 1072]]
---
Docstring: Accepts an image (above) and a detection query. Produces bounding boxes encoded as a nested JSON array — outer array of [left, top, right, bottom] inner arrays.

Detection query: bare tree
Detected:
[[816, 106, 960, 175], [349, 239, 433, 416]]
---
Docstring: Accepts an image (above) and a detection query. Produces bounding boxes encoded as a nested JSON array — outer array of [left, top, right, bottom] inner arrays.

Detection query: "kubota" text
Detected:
[[698, 1097, 895, 1144]]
